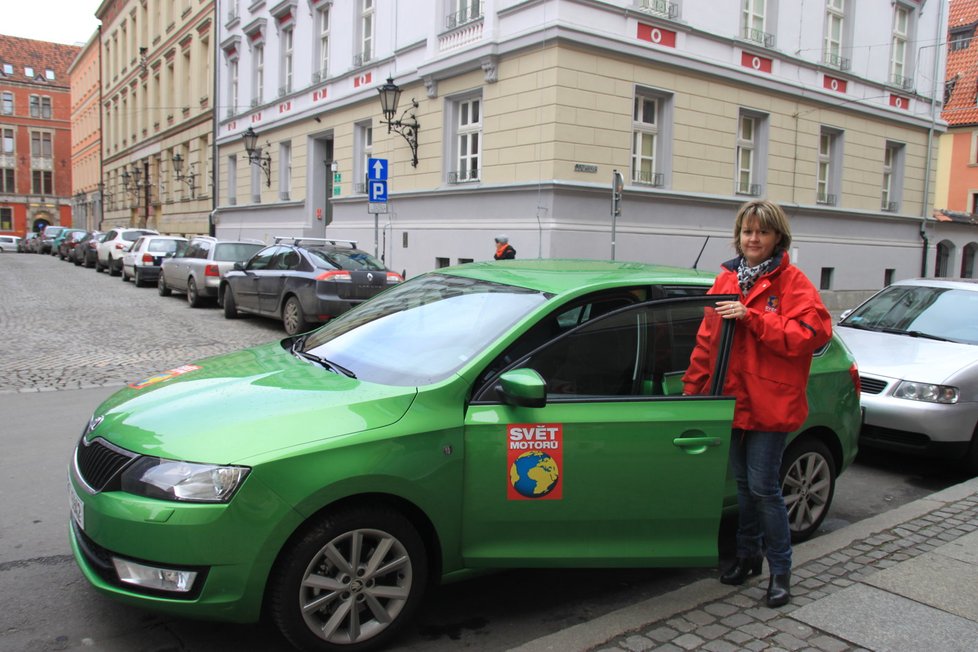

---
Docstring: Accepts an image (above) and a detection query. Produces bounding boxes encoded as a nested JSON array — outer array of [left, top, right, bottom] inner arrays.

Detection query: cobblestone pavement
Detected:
[[0, 252, 284, 393], [586, 494, 978, 652]]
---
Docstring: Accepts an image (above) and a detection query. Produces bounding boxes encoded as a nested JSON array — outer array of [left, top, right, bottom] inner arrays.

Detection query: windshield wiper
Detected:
[[292, 348, 357, 378], [877, 327, 951, 342]]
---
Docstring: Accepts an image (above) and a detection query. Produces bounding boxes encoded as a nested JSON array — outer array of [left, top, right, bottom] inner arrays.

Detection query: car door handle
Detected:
[[672, 436, 723, 455]]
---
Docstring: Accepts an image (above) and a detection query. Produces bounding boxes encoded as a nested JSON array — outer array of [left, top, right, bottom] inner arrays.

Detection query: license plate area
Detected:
[[68, 478, 85, 532]]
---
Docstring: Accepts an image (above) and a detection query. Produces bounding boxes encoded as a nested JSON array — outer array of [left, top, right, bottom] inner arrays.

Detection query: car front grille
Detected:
[[860, 377, 888, 395], [75, 437, 137, 492]]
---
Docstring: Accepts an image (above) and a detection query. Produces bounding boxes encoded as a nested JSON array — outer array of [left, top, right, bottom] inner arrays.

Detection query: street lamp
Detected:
[[241, 126, 271, 187], [171, 152, 198, 199], [377, 77, 420, 167]]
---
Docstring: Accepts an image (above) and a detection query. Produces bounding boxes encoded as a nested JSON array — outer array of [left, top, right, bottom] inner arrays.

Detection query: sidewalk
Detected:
[[513, 476, 978, 652]]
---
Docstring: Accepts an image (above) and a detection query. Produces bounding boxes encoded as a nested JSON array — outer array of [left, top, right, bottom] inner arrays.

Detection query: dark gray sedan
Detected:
[[220, 237, 402, 335]]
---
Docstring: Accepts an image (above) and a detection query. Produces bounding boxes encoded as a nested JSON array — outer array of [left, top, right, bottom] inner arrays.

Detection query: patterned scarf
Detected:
[[737, 256, 774, 296]]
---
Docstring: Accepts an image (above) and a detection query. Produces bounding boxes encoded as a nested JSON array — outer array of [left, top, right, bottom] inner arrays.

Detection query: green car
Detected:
[[68, 260, 860, 651]]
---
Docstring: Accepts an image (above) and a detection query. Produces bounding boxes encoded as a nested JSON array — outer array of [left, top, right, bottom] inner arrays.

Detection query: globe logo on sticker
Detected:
[[509, 451, 560, 498]]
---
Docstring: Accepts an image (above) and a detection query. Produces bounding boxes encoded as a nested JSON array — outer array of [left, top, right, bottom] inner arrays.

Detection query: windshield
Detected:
[[840, 284, 978, 344], [308, 248, 386, 271], [300, 273, 549, 385]]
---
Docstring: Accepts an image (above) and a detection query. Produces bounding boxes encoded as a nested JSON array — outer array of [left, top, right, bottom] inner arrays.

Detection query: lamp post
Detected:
[[377, 77, 420, 167], [242, 126, 272, 187], [171, 152, 197, 199]]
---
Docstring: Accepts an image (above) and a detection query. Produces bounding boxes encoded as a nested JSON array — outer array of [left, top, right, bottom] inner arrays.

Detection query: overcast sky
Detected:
[[4, 0, 101, 46]]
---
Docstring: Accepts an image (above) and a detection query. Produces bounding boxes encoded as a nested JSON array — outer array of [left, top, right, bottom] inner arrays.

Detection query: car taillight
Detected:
[[849, 362, 861, 395], [114, 242, 126, 250], [316, 270, 352, 282], [386, 272, 403, 284], [205, 264, 220, 277], [142, 253, 154, 264]]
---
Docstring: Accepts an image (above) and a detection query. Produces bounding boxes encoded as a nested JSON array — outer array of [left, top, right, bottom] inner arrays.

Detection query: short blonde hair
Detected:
[[733, 199, 791, 256]]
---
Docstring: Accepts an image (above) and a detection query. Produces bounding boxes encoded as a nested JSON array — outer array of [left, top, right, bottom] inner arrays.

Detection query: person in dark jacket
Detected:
[[493, 235, 516, 260], [682, 199, 832, 608]]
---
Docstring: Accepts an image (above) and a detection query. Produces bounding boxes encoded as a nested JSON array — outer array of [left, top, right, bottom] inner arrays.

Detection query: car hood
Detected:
[[836, 325, 976, 382], [87, 341, 418, 464]]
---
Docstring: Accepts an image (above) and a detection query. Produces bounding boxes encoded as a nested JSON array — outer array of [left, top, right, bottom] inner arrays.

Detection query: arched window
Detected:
[[935, 240, 954, 278], [962, 243, 978, 278]]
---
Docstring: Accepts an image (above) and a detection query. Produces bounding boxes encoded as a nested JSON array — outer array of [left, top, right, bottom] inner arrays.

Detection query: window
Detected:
[[45, 68, 55, 80], [453, 97, 481, 182], [742, 0, 774, 47], [1, 92, 12, 115], [631, 91, 672, 187], [950, 26, 974, 51], [816, 127, 842, 205], [819, 267, 833, 291], [935, 241, 952, 278], [355, 121, 372, 192], [884, 268, 895, 286], [890, 4, 911, 88], [32, 170, 53, 194], [881, 142, 904, 212], [31, 131, 52, 159], [736, 113, 757, 195], [281, 27, 293, 94], [2, 63, 12, 75], [962, 244, 977, 278], [0, 207, 11, 230], [972, 192, 978, 215], [227, 155, 237, 205], [823, 0, 849, 69], [228, 58, 239, 115], [1, 127, 13, 193], [24, 66, 34, 78], [279, 141, 292, 200], [358, 0, 374, 65], [316, 5, 330, 80], [253, 44, 264, 104], [447, 0, 482, 28], [435, 257, 450, 268]]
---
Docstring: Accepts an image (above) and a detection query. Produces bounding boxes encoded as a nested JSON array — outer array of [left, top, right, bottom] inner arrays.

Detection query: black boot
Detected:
[[719, 556, 763, 585], [766, 572, 791, 607]]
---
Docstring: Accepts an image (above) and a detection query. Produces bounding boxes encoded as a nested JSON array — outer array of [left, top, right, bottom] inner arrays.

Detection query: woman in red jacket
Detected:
[[682, 199, 832, 608]]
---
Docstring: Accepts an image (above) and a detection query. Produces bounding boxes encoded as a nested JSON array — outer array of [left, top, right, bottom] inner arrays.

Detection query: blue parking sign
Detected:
[[369, 180, 388, 203]]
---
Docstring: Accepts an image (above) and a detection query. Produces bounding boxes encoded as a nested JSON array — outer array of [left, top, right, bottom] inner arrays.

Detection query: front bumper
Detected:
[[859, 388, 976, 457], [68, 467, 300, 622]]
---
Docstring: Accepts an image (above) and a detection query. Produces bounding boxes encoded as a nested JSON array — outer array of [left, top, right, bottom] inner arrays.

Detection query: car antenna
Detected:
[[693, 235, 711, 270]]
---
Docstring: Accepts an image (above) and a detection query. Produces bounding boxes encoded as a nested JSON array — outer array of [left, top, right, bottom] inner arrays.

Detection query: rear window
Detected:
[[308, 247, 386, 271], [147, 239, 185, 253], [43, 227, 66, 238], [214, 243, 264, 262]]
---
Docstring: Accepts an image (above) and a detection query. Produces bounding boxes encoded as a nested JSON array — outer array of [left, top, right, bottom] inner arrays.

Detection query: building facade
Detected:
[[0, 35, 80, 237], [214, 0, 951, 290], [96, 0, 215, 236], [69, 31, 104, 232]]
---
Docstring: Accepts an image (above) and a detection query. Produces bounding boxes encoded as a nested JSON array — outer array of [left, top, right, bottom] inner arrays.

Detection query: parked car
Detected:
[[836, 278, 978, 474], [0, 234, 21, 253], [159, 236, 265, 307], [221, 237, 403, 335], [121, 235, 188, 286], [68, 259, 860, 652], [71, 231, 105, 267], [57, 229, 89, 260], [38, 225, 68, 254], [96, 228, 159, 275], [17, 232, 37, 253]]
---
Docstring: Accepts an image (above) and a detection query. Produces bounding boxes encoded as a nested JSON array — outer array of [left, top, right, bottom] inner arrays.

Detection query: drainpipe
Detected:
[[919, 0, 946, 278]]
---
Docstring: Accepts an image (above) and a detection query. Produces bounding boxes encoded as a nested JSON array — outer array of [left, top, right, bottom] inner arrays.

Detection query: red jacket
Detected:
[[682, 252, 832, 433]]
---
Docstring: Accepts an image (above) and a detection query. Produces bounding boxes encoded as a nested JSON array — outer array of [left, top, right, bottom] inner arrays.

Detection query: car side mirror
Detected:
[[839, 309, 853, 322], [233, 262, 245, 271], [496, 368, 547, 408]]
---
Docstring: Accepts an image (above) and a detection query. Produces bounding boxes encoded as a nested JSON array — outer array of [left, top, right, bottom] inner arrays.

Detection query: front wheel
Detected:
[[269, 507, 428, 652], [223, 286, 239, 319], [283, 296, 310, 336], [158, 273, 172, 296], [780, 437, 836, 543]]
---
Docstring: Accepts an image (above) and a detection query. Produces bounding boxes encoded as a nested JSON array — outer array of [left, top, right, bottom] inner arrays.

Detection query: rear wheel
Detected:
[[187, 278, 202, 308], [95, 257, 105, 273], [121, 264, 130, 282], [134, 268, 144, 287], [283, 296, 310, 336], [223, 286, 239, 319], [158, 273, 172, 296], [109, 256, 120, 276], [269, 507, 428, 652], [780, 437, 836, 543]]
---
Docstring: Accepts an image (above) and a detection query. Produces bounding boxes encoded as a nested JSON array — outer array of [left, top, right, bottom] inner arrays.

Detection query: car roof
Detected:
[[890, 278, 978, 291], [437, 259, 718, 295]]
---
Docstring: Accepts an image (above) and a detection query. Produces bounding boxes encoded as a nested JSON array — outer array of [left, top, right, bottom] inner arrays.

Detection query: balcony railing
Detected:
[[816, 192, 837, 206], [634, 170, 664, 187], [449, 169, 480, 184], [353, 51, 372, 67], [737, 182, 762, 197], [822, 51, 850, 71], [637, 0, 679, 19], [890, 73, 914, 90], [881, 200, 898, 212], [743, 27, 775, 48]]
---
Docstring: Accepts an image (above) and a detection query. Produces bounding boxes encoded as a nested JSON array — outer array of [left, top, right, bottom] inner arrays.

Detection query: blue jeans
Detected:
[[729, 429, 792, 575]]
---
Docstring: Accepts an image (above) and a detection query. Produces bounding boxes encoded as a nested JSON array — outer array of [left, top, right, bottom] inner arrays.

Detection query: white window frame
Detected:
[[281, 26, 294, 94], [890, 4, 911, 87], [453, 96, 481, 182], [737, 114, 755, 195], [817, 127, 843, 205], [632, 95, 658, 185], [358, 0, 374, 65], [823, 0, 847, 68], [227, 154, 237, 205], [355, 120, 373, 192], [317, 5, 330, 80], [881, 141, 904, 212], [253, 44, 264, 104], [742, 0, 776, 46], [1, 91, 13, 115], [228, 58, 239, 116]]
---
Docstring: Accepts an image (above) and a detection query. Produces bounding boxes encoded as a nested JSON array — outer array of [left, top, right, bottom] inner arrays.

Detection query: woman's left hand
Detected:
[[715, 300, 747, 320]]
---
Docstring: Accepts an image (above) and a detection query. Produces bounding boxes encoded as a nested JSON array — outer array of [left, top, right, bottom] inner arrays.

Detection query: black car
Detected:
[[72, 231, 105, 267], [221, 237, 403, 335], [58, 229, 88, 261]]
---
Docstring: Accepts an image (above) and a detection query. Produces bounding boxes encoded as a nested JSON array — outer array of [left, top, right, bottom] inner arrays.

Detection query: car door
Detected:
[[461, 295, 736, 568], [235, 247, 278, 311], [258, 247, 300, 315]]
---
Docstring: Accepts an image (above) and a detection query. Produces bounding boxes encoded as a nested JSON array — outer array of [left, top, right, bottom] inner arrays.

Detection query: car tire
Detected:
[[187, 278, 202, 308], [283, 296, 310, 336], [780, 437, 836, 543], [963, 427, 978, 476], [223, 287, 239, 319], [134, 269, 144, 287], [158, 273, 172, 296], [269, 506, 428, 652], [95, 258, 105, 273], [109, 256, 120, 276], [121, 265, 131, 282]]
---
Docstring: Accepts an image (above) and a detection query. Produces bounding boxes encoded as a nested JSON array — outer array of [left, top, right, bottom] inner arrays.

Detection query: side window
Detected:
[[247, 247, 278, 270], [281, 249, 302, 270]]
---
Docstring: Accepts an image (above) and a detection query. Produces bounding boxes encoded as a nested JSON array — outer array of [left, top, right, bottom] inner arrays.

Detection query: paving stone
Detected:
[[702, 640, 740, 652], [620, 635, 656, 651], [694, 623, 730, 640], [704, 602, 740, 617], [719, 613, 754, 628], [665, 617, 696, 633], [739, 622, 776, 639], [672, 633, 704, 650], [643, 626, 679, 643], [723, 629, 753, 645], [773, 632, 808, 650], [685, 610, 716, 626], [807, 634, 851, 652]]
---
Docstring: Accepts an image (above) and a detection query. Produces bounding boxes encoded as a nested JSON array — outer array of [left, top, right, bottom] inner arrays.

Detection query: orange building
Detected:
[[69, 31, 103, 231], [0, 34, 80, 237]]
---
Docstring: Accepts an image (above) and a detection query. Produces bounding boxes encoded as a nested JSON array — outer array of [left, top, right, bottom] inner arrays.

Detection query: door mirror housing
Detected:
[[496, 368, 547, 408]]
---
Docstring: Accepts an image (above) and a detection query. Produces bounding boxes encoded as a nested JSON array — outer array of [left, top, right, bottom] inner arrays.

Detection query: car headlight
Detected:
[[892, 381, 959, 404], [120, 457, 250, 503]]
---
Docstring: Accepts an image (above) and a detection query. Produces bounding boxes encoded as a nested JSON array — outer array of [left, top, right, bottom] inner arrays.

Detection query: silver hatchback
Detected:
[[159, 236, 264, 307]]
